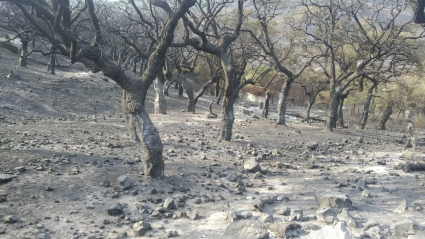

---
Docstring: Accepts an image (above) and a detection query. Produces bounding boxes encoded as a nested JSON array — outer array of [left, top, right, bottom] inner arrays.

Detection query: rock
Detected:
[[289, 209, 303, 221], [337, 209, 358, 228], [236, 181, 246, 192], [2, 215, 18, 223], [223, 220, 269, 239], [315, 192, 353, 210], [165, 230, 179, 238], [239, 109, 251, 115], [307, 142, 319, 150], [356, 179, 366, 191], [0, 174, 13, 183], [107, 204, 123, 216], [363, 220, 380, 231], [132, 221, 151, 236], [278, 207, 291, 216], [408, 231, 425, 239], [163, 198, 176, 210], [216, 179, 225, 188], [6, 71, 20, 80], [361, 189, 371, 198], [188, 211, 199, 220], [261, 214, 273, 223], [308, 222, 352, 239], [316, 208, 337, 224], [244, 158, 261, 173], [226, 202, 238, 223], [271, 149, 282, 157], [394, 198, 408, 213], [14, 166, 26, 173], [236, 211, 252, 220], [393, 219, 420, 236], [227, 174, 237, 182], [117, 175, 132, 189], [268, 222, 301, 238]]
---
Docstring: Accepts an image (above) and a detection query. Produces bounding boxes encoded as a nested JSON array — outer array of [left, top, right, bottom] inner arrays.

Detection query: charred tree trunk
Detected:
[[337, 95, 347, 127], [377, 102, 393, 130], [178, 83, 184, 97], [123, 90, 164, 178], [216, 86, 224, 105], [276, 80, 291, 125], [132, 58, 137, 73], [194, 79, 215, 106], [220, 55, 236, 141], [47, 45, 56, 75], [19, 40, 29, 67], [262, 91, 271, 119], [163, 80, 172, 96], [326, 92, 340, 131], [154, 72, 166, 115], [215, 81, 220, 96], [360, 85, 376, 129]]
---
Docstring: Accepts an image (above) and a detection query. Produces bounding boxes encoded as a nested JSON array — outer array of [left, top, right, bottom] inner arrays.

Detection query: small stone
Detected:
[[337, 209, 357, 228], [316, 208, 337, 224], [165, 230, 179, 238], [188, 211, 199, 220], [102, 179, 110, 187], [244, 158, 261, 173], [261, 214, 273, 223], [107, 204, 124, 216], [307, 142, 319, 150], [223, 220, 269, 239], [290, 209, 303, 221], [2, 215, 18, 223], [394, 198, 408, 213], [315, 192, 353, 209], [216, 179, 225, 188], [44, 186, 53, 191], [356, 179, 366, 191], [117, 175, 132, 189], [268, 222, 301, 238], [308, 222, 352, 239], [132, 221, 151, 236], [14, 166, 26, 173], [0, 174, 13, 183], [361, 189, 371, 198], [103, 219, 111, 225], [227, 174, 237, 182], [393, 219, 420, 236], [163, 198, 176, 210]]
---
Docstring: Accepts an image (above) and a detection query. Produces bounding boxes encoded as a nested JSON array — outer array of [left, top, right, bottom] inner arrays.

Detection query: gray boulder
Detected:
[[308, 222, 352, 239], [133, 221, 151, 236], [223, 220, 269, 239], [117, 175, 132, 189], [393, 219, 421, 236], [316, 208, 337, 224], [244, 158, 261, 173], [315, 192, 352, 210]]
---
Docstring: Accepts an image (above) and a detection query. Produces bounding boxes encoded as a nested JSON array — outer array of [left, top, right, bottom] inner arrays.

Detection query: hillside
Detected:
[[0, 48, 425, 239]]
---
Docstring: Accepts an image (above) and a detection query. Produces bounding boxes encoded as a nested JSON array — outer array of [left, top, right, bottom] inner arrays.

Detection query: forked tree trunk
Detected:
[[276, 80, 291, 125], [360, 85, 376, 129], [377, 102, 393, 130], [123, 90, 164, 178], [262, 91, 271, 119], [19, 40, 29, 67], [154, 73, 166, 114], [337, 95, 347, 127]]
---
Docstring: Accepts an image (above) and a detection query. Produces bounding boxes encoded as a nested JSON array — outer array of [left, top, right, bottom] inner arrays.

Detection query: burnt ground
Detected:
[[0, 47, 425, 239]]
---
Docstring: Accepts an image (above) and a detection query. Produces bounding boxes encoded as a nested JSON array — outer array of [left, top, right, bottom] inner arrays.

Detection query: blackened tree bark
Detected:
[[154, 71, 166, 115], [262, 91, 271, 119], [360, 84, 377, 129], [216, 86, 224, 105], [19, 39, 29, 67], [47, 45, 56, 75], [377, 102, 393, 130], [337, 94, 348, 127]]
